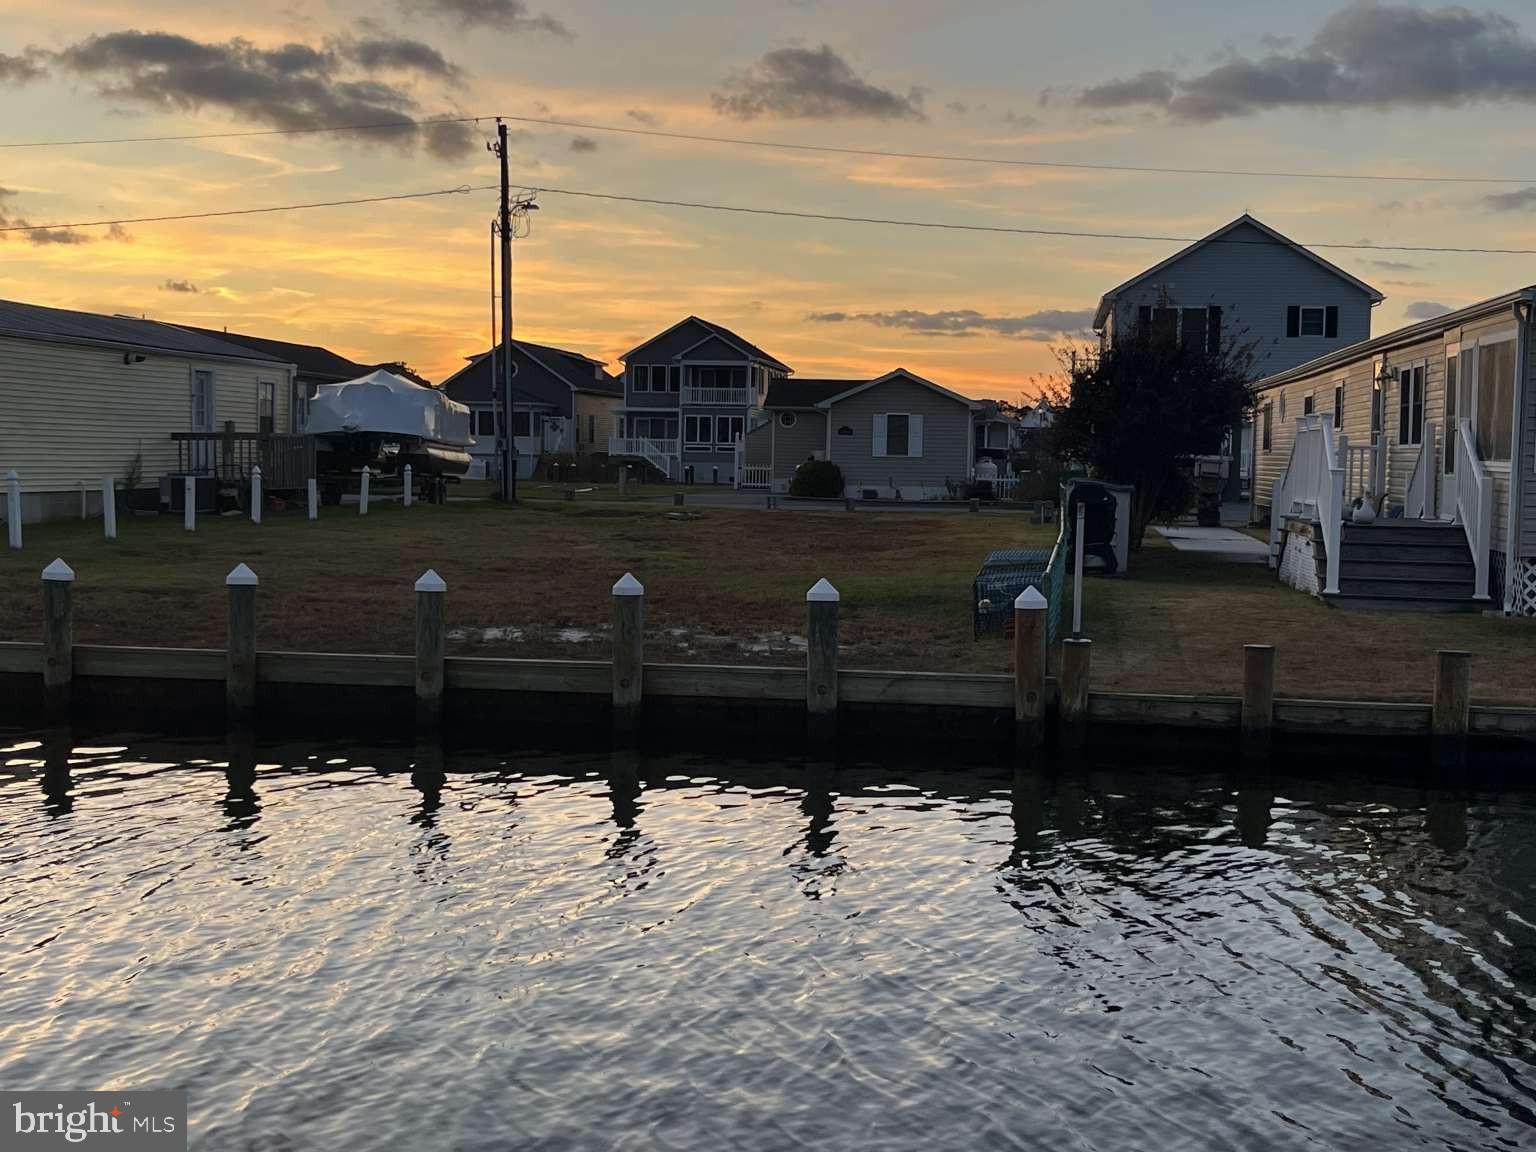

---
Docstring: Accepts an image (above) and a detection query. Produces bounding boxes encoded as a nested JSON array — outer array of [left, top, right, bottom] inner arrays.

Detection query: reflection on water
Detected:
[[1, 730, 1534, 1151]]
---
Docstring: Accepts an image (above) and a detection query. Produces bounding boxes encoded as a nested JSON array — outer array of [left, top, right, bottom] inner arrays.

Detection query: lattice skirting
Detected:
[[1515, 559, 1536, 617], [1491, 550, 1507, 609]]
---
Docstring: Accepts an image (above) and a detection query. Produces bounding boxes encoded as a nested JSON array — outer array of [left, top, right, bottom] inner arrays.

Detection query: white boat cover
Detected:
[[308, 369, 472, 446]]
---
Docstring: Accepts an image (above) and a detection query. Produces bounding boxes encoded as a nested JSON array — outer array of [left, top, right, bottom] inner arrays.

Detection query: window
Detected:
[[886, 413, 911, 456], [588, 415, 596, 445], [1302, 392, 1315, 416], [1287, 306, 1340, 338], [1279, 392, 1287, 423], [190, 369, 214, 430], [632, 415, 677, 441], [1333, 384, 1344, 430], [779, 411, 797, 428], [475, 409, 496, 437], [684, 415, 713, 448], [1135, 303, 1222, 352], [1261, 402, 1273, 452], [716, 416, 743, 445], [1206, 306, 1223, 354], [290, 379, 309, 433], [632, 365, 649, 392], [512, 411, 533, 438], [1371, 377, 1383, 437], [875, 413, 924, 458], [257, 380, 275, 435], [1180, 308, 1207, 351], [694, 366, 747, 391], [1397, 365, 1424, 446], [1476, 339, 1515, 462], [1152, 308, 1178, 342], [668, 365, 681, 392]]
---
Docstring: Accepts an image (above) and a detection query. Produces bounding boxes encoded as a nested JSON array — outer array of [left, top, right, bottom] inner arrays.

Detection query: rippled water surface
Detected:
[[2, 731, 1535, 1151]]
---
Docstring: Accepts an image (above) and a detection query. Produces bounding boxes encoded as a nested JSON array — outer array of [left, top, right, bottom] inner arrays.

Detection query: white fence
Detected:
[[1270, 414, 1344, 594], [1453, 417, 1494, 601]]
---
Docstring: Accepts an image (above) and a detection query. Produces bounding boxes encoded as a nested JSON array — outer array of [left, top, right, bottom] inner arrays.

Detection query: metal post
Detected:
[[496, 119, 516, 503], [5, 469, 20, 550], [1013, 586, 1047, 749], [359, 466, 371, 515], [611, 572, 644, 742], [225, 563, 258, 729], [184, 474, 196, 531], [101, 477, 116, 541], [250, 465, 262, 525], [806, 578, 839, 745], [1072, 499, 1086, 636], [1241, 644, 1276, 756], [41, 558, 74, 720], [415, 569, 446, 733], [307, 477, 318, 521], [403, 464, 413, 508]]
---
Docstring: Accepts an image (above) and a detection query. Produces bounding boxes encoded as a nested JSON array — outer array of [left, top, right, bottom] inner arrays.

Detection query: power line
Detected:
[[6, 177, 1534, 256], [525, 184, 1536, 256], [1, 110, 1533, 187], [0, 184, 478, 234]]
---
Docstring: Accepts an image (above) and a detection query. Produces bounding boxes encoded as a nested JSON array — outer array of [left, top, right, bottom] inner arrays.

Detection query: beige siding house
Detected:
[[1253, 287, 1536, 615], [0, 299, 295, 523], [752, 370, 978, 498]]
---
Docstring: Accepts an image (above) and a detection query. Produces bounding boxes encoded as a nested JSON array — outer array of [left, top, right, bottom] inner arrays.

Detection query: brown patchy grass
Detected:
[[2, 498, 1533, 704]]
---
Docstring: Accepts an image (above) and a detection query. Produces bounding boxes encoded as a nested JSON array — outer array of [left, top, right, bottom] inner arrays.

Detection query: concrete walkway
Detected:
[[1152, 524, 1270, 563]]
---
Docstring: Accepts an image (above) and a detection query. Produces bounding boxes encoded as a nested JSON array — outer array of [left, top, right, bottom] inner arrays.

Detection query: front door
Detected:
[[1439, 347, 1472, 520], [189, 368, 215, 472]]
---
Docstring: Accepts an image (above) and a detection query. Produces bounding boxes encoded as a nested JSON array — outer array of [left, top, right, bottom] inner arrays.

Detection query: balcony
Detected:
[[681, 385, 752, 407]]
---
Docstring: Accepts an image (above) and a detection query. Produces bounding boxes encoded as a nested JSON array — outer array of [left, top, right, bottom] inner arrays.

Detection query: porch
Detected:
[[172, 430, 317, 493]]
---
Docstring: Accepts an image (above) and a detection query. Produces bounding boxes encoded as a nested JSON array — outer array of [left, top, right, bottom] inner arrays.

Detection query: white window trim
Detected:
[[1396, 358, 1427, 447], [715, 415, 744, 446], [1297, 305, 1327, 337], [256, 378, 277, 433], [1332, 378, 1345, 430], [878, 412, 921, 458], [683, 414, 714, 449], [189, 366, 216, 431]]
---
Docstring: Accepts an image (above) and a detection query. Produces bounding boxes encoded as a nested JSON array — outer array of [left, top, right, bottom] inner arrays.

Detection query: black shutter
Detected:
[[1325, 306, 1339, 338], [1286, 306, 1301, 338], [1137, 305, 1152, 330], [1206, 306, 1222, 354]]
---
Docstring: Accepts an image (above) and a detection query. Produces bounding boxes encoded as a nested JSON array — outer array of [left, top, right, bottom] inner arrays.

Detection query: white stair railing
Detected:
[[1453, 417, 1493, 601], [1404, 421, 1436, 519], [1273, 415, 1344, 592]]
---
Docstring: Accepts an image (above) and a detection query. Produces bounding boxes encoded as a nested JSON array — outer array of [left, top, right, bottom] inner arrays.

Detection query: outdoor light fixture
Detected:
[[122, 353, 146, 364]]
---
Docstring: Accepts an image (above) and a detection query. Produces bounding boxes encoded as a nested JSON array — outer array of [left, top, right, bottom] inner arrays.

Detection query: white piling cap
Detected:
[[612, 572, 644, 597], [251, 465, 262, 476], [1014, 585, 1047, 610], [41, 558, 75, 583], [5, 469, 17, 482], [415, 568, 447, 593], [806, 577, 840, 603], [226, 563, 259, 587]]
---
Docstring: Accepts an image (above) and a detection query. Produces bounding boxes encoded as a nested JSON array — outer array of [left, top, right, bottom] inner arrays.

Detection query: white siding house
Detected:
[[0, 299, 295, 523]]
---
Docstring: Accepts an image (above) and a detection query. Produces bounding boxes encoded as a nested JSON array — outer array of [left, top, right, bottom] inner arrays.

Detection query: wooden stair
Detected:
[[1323, 521, 1482, 612]]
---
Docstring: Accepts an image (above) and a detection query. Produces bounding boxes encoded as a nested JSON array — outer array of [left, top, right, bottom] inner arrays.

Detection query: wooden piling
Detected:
[[1241, 644, 1275, 755], [414, 569, 446, 733], [806, 578, 840, 744], [611, 572, 645, 742], [5, 469, 20, 551], [41, 558, 74, 720], [1013, 586, 1047, 749], [183, 474, 196, 532], [1061, 637, 1091, 745], [1432, 650, 1471, 765], [225, 563, 258, 729], [102, 477, 116, 541]]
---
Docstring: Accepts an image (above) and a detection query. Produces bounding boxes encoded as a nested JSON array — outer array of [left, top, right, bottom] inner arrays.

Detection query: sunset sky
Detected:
[[3, 0, 1536, 398]]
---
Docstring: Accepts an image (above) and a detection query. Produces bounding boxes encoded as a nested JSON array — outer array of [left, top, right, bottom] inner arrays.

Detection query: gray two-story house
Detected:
[[611, 316, 791, 482], [1094, 214, 1384, 499]]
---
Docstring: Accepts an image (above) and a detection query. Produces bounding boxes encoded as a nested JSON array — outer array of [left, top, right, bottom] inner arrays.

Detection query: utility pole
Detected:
[[495, 119, 515, 502]]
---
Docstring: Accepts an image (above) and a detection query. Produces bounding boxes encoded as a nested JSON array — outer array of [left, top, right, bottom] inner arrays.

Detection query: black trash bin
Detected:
[[1066, 483, 1119, 576]]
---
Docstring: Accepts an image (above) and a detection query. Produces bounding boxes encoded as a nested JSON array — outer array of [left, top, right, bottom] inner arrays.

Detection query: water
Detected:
[[2, 731, 1535, 1151]]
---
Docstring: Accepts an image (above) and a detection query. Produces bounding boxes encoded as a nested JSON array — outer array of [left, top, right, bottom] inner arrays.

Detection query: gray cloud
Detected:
[[945, 100, 969, 115], [1076, 3, 1536, 120], [0, 187, 130, 246], [807, 307, 1094, 340], [1404, 300, 1453, 319], [569, 135, 597, 152], [402, 0, 570, 37], [625, 108, 660, 127], [0, 49, 46, 84], [1482, 186, 1536, 211], [160, 278, 199, 293], [1001, 108, 1037, 128], [1365, 258, 1424, 272], [340, 36, 462, 79], [53, 30, 476, 158], [713, 45, 925, 121]]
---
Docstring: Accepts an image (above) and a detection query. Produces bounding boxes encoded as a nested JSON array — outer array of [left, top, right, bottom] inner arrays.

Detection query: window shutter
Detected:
[[909, 414, 924, 458], [1286, 306, 1301, 338], [1206, 306, 1222, 354], [1325, 306, 1339, 338], [1137, 305, 1152, 330], [872, 414, 888, 457]]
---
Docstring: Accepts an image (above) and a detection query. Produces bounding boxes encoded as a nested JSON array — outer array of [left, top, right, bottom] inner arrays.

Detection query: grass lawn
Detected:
[[2, 500, 1533, 704]]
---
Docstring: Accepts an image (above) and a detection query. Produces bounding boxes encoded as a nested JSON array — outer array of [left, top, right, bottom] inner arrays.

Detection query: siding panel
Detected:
[[826, 378, 971, 495]]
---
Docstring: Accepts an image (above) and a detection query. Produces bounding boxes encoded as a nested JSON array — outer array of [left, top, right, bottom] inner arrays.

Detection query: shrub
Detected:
[[788, 459, 845, 498]]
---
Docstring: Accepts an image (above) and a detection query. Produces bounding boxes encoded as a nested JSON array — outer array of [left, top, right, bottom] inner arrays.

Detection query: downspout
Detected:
[[1505, 294, 1533, 614]]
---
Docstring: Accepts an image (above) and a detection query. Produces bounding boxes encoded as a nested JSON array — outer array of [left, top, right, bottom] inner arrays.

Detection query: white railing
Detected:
[[1270, 414, 1344, 593], [1453, 417, 1493, 601], [682, 386, 752, 407], [993, 475, 1020, 500], [1404, 421, 1436, 519], [736, 465, 771, 490], [1340, 437, 1381, 506], [608, 436, 678, 478]]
